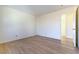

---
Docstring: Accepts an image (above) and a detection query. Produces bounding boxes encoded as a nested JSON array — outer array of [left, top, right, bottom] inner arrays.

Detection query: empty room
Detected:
[[0, 5, 79, 54]]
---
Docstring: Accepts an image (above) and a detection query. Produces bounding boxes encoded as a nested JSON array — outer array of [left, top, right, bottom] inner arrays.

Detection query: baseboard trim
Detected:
[[0, 35, 36, 44], [36, 35, 60, 40]]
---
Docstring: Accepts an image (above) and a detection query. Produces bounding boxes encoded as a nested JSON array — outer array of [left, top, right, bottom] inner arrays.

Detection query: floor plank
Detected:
[[0, 35, 79, 54]]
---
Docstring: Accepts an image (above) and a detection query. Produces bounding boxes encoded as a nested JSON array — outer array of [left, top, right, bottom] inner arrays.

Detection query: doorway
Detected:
[[61, 13, 74, 47]]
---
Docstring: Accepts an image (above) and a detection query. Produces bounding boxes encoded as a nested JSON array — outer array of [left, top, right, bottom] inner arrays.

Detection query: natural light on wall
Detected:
[[66, 13, 73, 38], [61, 14, 67, 37], [61, 13, 73, 39]]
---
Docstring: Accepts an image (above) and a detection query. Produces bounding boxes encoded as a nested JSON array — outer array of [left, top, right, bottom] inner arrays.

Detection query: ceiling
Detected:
[[5, 5, 73, 16], [28, 5, 73, 16]]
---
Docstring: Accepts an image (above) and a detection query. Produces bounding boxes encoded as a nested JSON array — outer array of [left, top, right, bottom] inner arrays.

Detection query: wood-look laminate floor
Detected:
[[0, 35, 79, 54]]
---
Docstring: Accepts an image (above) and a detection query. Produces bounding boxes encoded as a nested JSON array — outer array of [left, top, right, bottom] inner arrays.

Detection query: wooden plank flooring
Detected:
[[0, 35, 79, 54]]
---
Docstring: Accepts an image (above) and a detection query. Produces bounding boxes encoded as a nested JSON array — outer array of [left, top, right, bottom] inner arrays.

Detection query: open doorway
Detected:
[[61, 13, 75, 47]]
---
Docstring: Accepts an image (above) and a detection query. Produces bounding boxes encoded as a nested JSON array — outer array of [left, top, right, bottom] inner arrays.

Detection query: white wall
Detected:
[[0, 6, 77, 44], [0, 6, 35, 43], [36, 7, 76, 40], [36, 14, 61, 39]]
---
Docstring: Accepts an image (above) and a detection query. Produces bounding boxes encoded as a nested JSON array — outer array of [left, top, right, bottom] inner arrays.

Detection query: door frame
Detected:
[[76, 7, 78, 47]]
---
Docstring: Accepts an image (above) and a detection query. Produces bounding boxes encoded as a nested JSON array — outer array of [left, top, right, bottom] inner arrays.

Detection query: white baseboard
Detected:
[[0, 34, 36, 44], [36, 34, 60, 40]]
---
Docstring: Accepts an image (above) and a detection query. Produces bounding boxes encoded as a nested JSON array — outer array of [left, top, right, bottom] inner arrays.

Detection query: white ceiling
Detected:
[[28, 5, 73, 16], [5, 5, 73, 16]]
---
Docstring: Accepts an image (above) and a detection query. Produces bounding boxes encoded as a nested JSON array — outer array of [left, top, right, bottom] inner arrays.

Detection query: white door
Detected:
[[72, 13, 76, 47]]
